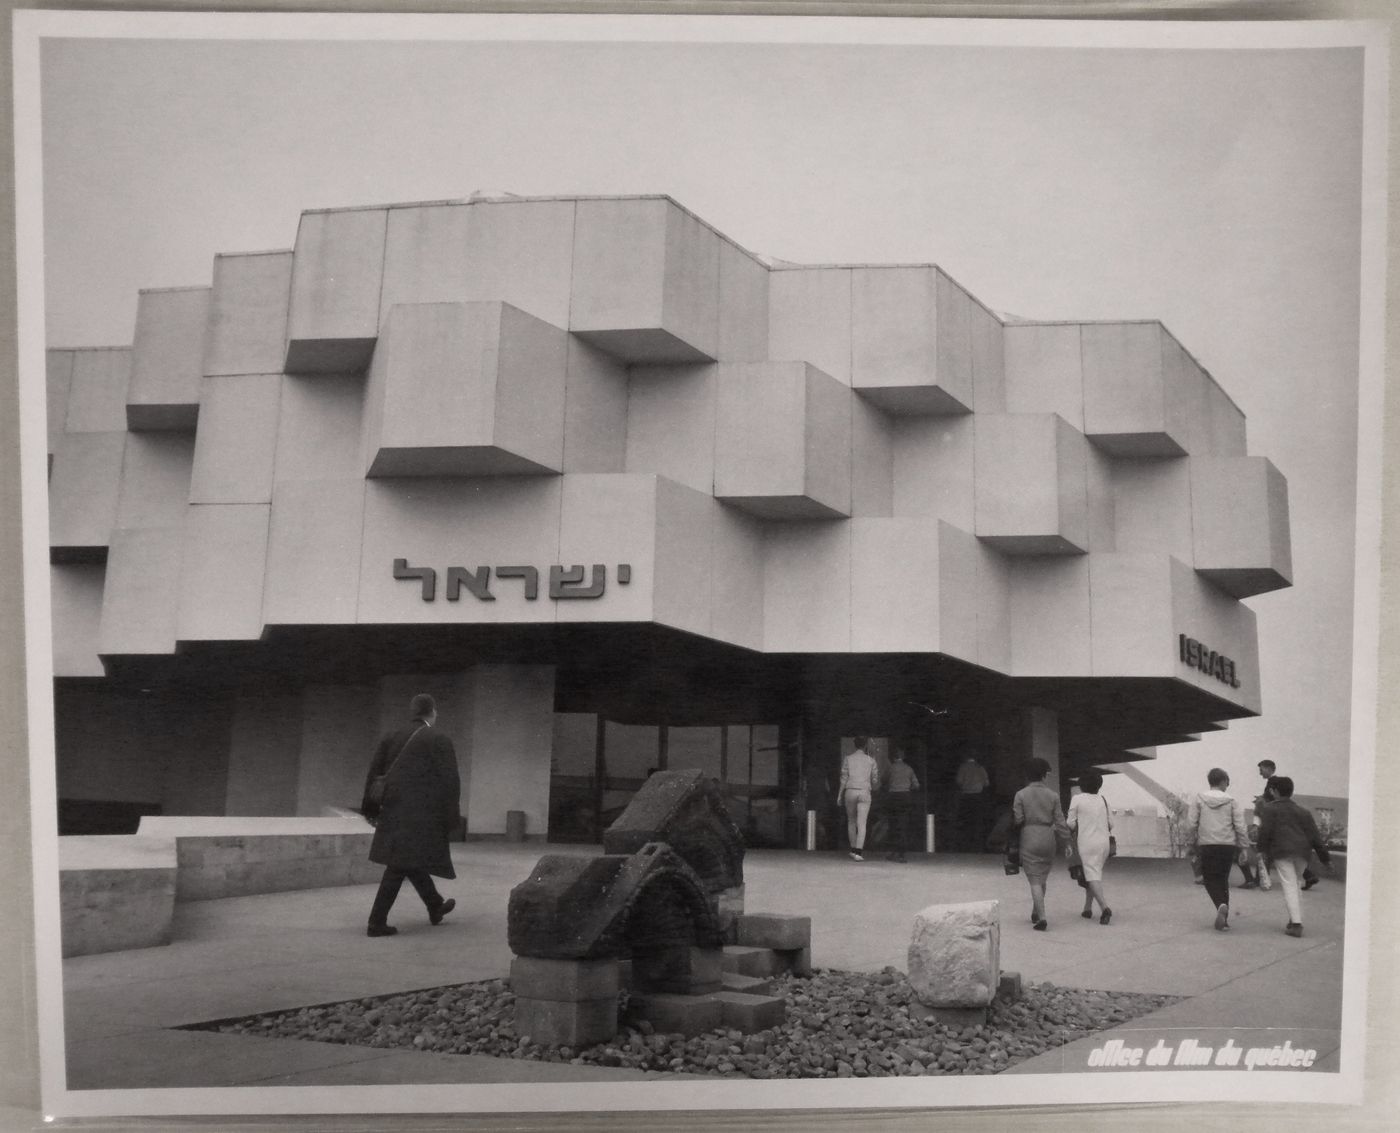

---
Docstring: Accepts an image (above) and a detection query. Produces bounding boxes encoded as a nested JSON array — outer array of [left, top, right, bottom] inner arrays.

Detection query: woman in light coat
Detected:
[[1067, 770, 1114, 924]]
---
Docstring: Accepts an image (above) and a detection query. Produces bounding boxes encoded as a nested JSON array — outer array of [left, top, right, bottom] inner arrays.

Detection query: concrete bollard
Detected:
[[505, 810, 527, 842]]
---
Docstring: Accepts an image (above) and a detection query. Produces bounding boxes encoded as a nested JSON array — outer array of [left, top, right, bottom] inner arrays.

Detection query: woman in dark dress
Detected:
[[1012, 757, 1071, 931]]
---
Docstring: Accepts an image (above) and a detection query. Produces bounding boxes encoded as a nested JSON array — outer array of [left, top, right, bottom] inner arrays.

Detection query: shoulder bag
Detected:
[[366, 725, 425, 809], [1104, 795, 1118, 858]]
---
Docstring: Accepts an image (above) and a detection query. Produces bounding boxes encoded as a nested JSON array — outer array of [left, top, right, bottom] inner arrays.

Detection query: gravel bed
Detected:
[[192, 969, 1180, 1078]]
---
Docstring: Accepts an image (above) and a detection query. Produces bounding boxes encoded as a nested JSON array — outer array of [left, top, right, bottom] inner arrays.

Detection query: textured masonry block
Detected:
[[510, 956, 621, 1002], [714, 362, 852, 519], [722, 972, 776, 995], [851, 266, 975, 415], [625, 991, 724, 1038], [1190, 456, 1292, 598], [285, 207, 387, 373], [128, 287, 210, 430], [633, 946, 724, 995], [205, 251, 294, 377], [975, 414, 1089, 554], [736, 913, 811, 951], [570, 197, 719, 364], [364, 301, 567, 477], [513, 995, 619, 1048], [716, 990, 786, 1033], [908, 900, 1000, 1008]]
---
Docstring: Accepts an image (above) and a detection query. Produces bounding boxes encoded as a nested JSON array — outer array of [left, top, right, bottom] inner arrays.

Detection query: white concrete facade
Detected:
[[47, 194, 1292, 845]]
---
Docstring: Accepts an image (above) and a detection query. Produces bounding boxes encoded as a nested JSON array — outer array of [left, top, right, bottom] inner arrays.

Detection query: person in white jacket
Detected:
[[1187, 768, 1251, 931], [839, 736, 880, 862]]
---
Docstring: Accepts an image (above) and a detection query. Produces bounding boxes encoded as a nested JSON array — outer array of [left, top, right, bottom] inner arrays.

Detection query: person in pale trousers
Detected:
[[1256, 776, 1333, 938], [839, 736, 880, 862]]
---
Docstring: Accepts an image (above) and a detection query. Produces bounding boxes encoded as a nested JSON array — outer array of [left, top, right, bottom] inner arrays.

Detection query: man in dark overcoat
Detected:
[[361, 693, 461, 937]]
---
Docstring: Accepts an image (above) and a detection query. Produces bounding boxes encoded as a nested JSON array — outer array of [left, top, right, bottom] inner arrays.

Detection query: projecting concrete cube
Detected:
[[364, 301, 567, 477], [851, 267, 975, 415], [98, 527, 183, 656], [715, 990, 786, 1033], [975, 414, 1090, 554], [1190, 457, 1292, 597], [49, 432, 125, 558], [1007, 556, 1091, 677], [570, 197, 719, 363], [262, 479, 365, 626], [718, 238, 769, 362], [625, 991, 723, 1038], [285, 207, 387, 373], [1081, 321, 1211, 457], [65, 348, 132, 433], [513, 995, 619, 1048], [625, 363, 718, 494], [189, 374, 281, 504], [113, 433, 195, 532], [205, 251, 294, 377], [381, 199, 576, 330], [274, 372, 366, 483], [714, 362, 852, 519], [907, 900, 1000, 1009], [736, 913, 810, 952], [767, 266, 851, 384], [128, 287, 210, 431], [970, 302, 1007, 413], [562, 337, 629, 473], [510, 956, 621, 1002]]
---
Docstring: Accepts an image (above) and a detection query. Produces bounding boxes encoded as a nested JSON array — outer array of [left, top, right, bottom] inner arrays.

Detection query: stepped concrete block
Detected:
[[722, 945, 785, 978], [286, 207, 387, 373], [908, 899, 1000, 1008], [59, 835, 177, 958], [97, 527, 183, 656], [48, 431, 125, 557], [114, 432, 195, 532], [998, 970, 1023, 1002], [768, 266, 851, 383], [1081, 321, 1206, 457], [736, 913, 810, 951], [717, 238, 768, 362], [625, 991, 723, 1038], [176, 503, 269, 642], [50, 563, 105, 677], [785, 946, 813, 978], [510, 957, 621, 1002], [189, 373, 281, 504], [205, 251, 294, 376], [1003, 322, 1084, 427], [722, 971, 776, 996], [715, 990, 786, 1033], [128, 287, 210, 430], [570, 197, 719, 364], [513, 995, 618, 1048]]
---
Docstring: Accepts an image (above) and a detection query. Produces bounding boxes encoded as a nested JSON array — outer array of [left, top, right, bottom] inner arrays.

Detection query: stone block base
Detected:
[[510, 956, 620, 1002], [716, 884, 745, 940], [997, 970, 1023, 1002], [722, 971, 776, 995], [786, 946, 813, 977], [626, 991, 724, 1038], [737, 913, 811, 951], [513, 995, 618, 1047], [721, 945, 785, 977], [715, 990, 786, 1032], [909, 1001, 989, 1027]]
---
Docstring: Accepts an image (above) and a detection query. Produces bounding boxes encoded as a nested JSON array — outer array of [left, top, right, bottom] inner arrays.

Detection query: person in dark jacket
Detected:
[[361, 693, 461, 937], [1258, 759, 1317, 889], [1256, 776, 1333, 938]]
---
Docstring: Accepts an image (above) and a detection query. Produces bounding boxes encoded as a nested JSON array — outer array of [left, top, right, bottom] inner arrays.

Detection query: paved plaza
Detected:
[[60, 844, 1346, 1090]]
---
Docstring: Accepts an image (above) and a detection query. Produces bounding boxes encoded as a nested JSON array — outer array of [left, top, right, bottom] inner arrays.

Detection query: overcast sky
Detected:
[[35, 21, 1368, 802]]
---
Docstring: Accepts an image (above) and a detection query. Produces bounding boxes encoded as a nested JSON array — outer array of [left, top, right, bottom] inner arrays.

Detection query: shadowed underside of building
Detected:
[[46, 193, 1292, 847]]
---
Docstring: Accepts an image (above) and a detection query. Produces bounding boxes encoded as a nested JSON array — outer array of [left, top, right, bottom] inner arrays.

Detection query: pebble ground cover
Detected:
[[193, 968, 1180, 1078]]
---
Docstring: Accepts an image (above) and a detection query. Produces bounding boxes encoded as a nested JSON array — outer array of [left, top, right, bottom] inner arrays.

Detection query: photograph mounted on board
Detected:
[[11, 10, 1385, 1121]]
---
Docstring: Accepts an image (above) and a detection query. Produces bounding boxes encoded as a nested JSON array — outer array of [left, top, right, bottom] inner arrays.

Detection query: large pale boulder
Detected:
[[907, 900, 1001, 1008]]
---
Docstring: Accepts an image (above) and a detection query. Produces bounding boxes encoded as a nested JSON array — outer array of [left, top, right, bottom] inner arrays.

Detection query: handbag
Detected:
[[1003, 823, 1022, 875], [366, 725, 425, 811], [1067, 835, 1088, 887], [1104, 796, 1118, 858]]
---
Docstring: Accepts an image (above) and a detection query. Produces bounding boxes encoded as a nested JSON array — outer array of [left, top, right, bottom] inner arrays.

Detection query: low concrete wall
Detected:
[[60, 834, 177, 957], [136, 815, 381, 901]]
